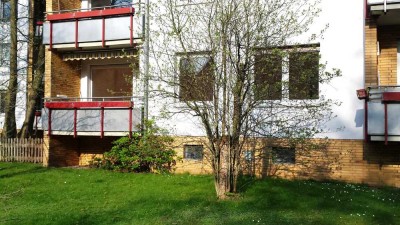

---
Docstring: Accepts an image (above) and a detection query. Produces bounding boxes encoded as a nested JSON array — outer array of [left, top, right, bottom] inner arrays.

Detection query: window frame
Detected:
[[183, 144, 204, 160], [253, 44, 320, 102], [175, 51, 215, 102]]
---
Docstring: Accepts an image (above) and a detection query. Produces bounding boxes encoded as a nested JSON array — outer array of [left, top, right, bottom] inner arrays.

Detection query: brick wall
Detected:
[[44, 52, 81, 98], [50, 53, 81, 97], [44, 135, 119, 167], [365, 19, 378, 86], [50, 0, 81, 11], [377, 25, 400, 85]]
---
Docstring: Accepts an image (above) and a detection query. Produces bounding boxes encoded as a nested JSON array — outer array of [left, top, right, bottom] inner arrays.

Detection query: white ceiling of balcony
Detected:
[[62, 49, 138, 61]]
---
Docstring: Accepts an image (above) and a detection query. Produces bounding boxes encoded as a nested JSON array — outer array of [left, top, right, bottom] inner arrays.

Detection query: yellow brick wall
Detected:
[[50, 0, 81, 11], [377, 25, 400, 85], [50, 53, 81, 97], [365, 19, 378, 86]]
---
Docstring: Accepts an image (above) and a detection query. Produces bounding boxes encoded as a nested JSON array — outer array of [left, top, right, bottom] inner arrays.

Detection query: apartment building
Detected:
[[41, 0, 399, 188]]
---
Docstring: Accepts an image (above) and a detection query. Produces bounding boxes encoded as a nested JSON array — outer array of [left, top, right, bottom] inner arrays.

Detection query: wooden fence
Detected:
[[0, 138, 43, 163]]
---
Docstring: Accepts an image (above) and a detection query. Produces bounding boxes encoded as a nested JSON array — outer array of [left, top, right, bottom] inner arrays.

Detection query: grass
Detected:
[[0, 163, 399, 225]]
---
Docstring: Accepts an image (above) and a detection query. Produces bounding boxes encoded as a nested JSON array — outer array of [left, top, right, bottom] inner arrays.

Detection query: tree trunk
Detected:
[[214, 137, 230, 199], [19, 0, 45, 138], [2, 0, 18, 138]]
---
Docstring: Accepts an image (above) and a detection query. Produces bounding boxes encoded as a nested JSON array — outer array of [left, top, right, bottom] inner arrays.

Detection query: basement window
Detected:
[[271, 147, 295, 164], [183, 145, 203, 160]]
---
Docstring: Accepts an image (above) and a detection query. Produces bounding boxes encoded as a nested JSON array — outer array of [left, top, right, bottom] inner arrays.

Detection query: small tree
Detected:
[[152, 0, 340, 198], [99, 120, 177, 173]]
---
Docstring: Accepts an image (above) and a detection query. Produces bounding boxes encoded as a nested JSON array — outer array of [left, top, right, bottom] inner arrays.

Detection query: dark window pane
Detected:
[[254, 53, 282, 100], [289, 51, 319, 100], [184, 145, 203, 160], [271, 147, 295, 164], [179, 55, 214, 101], [1, 1, 11, 20]]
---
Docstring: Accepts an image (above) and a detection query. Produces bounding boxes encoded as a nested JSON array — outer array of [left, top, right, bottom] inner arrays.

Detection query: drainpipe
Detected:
[[143, 0, 150, 124], [384, 0, 387, 13]]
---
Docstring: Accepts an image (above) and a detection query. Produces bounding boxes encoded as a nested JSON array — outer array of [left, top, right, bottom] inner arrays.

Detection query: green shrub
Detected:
[[98, 120, 177, 173]]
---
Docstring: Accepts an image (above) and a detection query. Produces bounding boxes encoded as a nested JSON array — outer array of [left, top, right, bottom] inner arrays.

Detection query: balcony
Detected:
[[41, 97, 142, 137], [43, 4, 143, 50], [367, 0, 400, 25], [359, 86, 400, 144]]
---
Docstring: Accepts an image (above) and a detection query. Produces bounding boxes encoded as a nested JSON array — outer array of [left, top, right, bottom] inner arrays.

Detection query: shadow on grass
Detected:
[[0, 163, 47, 179]]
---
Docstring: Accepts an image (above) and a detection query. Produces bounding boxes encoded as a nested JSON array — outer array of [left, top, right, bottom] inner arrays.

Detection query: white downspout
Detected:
[[384, 0, 387, 13]]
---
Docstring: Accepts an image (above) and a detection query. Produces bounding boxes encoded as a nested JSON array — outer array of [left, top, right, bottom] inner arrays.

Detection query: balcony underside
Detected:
[[368, 0, 400, 25]]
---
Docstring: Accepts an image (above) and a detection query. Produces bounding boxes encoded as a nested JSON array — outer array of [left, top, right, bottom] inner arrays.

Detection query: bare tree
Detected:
[[2, 0, 19, 138], [19, 0, 45, 138], [152, 0, 340, 198]]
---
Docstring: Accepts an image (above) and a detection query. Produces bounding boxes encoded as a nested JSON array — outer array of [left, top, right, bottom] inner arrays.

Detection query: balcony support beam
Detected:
[[100, 107, 104, 139], [48, 109, 52, 136], [384, 103, 388, 145], [129, 107, 132, 138], [74, 108, 77, 138]]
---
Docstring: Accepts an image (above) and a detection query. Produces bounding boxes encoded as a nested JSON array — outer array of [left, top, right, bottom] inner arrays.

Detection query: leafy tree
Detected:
[[152, 0, 341, 198]]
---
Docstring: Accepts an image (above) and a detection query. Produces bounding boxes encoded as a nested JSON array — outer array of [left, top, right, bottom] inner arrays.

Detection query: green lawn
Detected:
[[0, 163, 399, 225]]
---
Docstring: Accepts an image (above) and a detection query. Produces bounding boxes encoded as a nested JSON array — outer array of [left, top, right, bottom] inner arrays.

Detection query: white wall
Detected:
[[141, 0, 366, 140]]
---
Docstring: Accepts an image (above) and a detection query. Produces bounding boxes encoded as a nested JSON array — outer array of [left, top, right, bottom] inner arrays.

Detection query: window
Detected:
[[91, 65, 132, 97], [254, 53, 282, 100], [271, 147, 295, 164], [0, 90, 6, 113], [289, 51, 319, 99], [91, 0, 132, 9], [0, 43, 10, 66], [183, 145, 203, 160], [179, 54, 214, 101], [244, 150, 254, 162], [254, 46, 320, 101], [0, 0, 10, 20]]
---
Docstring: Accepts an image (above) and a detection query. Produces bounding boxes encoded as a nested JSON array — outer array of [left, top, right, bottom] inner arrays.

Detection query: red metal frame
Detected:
[[74, 108, 77, 138], [101, 107, 105, 138], [49, 22, 53, 50], [75, 19, 79, 49], [382, 92, 400, 102], [130, 14, 133, 46], [48, 109, 52, 136], [45, 101, 133, 109], [45, 101, 134, 138], [47, 7, 135, 49], [384, 103, 388, 145], [365, 100, 368, 143], [47, 7, 135, 21], [129, 107, 133, 138]]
